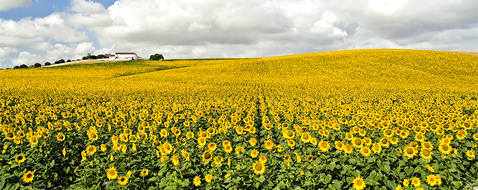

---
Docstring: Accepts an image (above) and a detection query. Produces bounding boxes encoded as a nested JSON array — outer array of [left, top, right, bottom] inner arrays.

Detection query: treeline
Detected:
[[7, 59, 76, 69]]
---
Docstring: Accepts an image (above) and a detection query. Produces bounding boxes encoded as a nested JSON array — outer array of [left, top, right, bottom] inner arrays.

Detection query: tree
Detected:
[[13, 66, 20, 69], [34, 63, 42, 67], [149, 54, 164, 61], [20, 64, 28, 68], [98, 54, 105, 59], [54, 59, 66, 64], [45, 62, 51, 66]]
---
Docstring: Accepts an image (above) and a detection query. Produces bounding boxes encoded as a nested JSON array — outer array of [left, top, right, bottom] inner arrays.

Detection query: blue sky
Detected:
[[0, 0, 116, 20], [0, 0, 477, 69]]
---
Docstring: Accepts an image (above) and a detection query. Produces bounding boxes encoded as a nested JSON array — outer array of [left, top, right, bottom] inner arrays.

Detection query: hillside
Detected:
[[0, 49, 477, 189]]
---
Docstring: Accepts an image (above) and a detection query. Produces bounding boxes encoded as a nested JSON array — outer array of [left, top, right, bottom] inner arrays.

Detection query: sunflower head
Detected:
[[118, 176, 128, 186], [352, 176, 366, 190], [253, 161, 266, 175], [140, 169, 149, 177], [202, 151, 213, 162], [15, 154, 25, 163], [23, 171, 34, 183], [107, 166, 118, 180]]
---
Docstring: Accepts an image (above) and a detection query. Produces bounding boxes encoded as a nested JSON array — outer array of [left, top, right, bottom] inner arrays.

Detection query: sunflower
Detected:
[[403, 146, 417, 159], [140, 169, 149, 177], [15, 154, 25, 163], [473, 133, 478, 141], [202, 151, 213, 162], [319, 140, 330, 152], [415, 134, 425, 142], [303, 154, 312, 162], [352, 138, 363, 148], [345, 132, 354, 140], [372, 143, 382, 154], [193, 176, 201, 186], [118, 176, 128, 186], [56, 133, 65, 142], [208, 143, 217, 151], [203, 174, 212, 183], [335, 141, 344, 150], [421, 141, 433, 150], [251, 149, 259, 158], [420, 148, 433, 160], [383, 129, 393, 138], [86, 145, 96, 155], [23, 171, 34, 183], [390, 137, 399, 145], [160, 129, 169, 137], [379, 138, 389, 147], [466, 150, 475, 159], [249, 138, 257, 147], [62, 148, 66, 157], [426, 175, 438, 186], [395, 185, 403, 190], [222, 140, 231, 147], [253, 161, 266, 175], [264, 140, 274, 150], [300, 132, 311, 143], [358, 129, 366, 136], [98, 144, 106, 152], [29, 136, 38, 146], [198, 137, 207, 147], [283, 130, 295, 139], [411, 177, 421, 187], [352, 176, 366, 190], [399, 130, 409, 139], [259, 156, 267, 163], [287, 140, 296, 147], [235, 146, 244, 155], [438, 144, 452, 155], [172, 155, 179, 166], [344, 144, 353, 154], [360, 147, 371, 157], [186, 132, 194, 139], [403, 179, 410, 187], [107, 166, 117, 180]]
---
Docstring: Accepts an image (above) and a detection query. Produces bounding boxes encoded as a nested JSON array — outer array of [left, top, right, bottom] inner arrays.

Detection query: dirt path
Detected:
[[43, 59, 127, 67]]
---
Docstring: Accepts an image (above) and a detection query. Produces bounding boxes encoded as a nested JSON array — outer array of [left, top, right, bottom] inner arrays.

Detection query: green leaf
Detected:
[[333, 179, 341, 189], [382, 163, 391, 174], [258, 175, 265, 183], [0, 178, 4, 190], [405, 167, 413, 176], [11, 183, 20, 190], [324, 174, 332, 184]]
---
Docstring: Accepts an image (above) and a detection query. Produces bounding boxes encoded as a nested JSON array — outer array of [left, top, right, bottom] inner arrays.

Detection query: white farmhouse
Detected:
[[115, 52, 139, 60], [99, 52, 140, 60]]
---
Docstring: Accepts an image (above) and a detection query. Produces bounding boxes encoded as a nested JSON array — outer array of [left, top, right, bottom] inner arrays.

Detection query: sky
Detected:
[[0, 0, 477, 68]]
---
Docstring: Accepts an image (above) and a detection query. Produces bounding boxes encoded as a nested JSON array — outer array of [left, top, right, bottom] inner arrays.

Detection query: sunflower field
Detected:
[[0, 49, 477, 190]]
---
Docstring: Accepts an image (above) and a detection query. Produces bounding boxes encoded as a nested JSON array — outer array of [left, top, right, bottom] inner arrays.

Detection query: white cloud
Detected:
[[70, 0, 105, 14], [0, 13, 88, 47], [11, 52, 41, 66], [0, 0, 32, 11], [0, 47, 17, 57], [1, 0, 477, 69]]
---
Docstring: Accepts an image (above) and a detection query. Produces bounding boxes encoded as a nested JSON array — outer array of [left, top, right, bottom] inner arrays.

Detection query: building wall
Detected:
[[116, 54, 137, 60]]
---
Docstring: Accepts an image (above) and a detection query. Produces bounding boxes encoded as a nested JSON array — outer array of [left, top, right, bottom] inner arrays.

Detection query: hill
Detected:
[[0, 49, 477, 189]]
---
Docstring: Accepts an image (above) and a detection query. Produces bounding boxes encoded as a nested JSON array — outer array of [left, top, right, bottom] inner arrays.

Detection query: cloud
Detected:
[[0, 13, 88, 47], [1, 0, 477, 69], [11, 51, 41, 66], [0, 0, 32, 11]]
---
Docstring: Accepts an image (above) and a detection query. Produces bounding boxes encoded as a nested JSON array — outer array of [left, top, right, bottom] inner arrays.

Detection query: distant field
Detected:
[[0, 49, 477, 189]]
